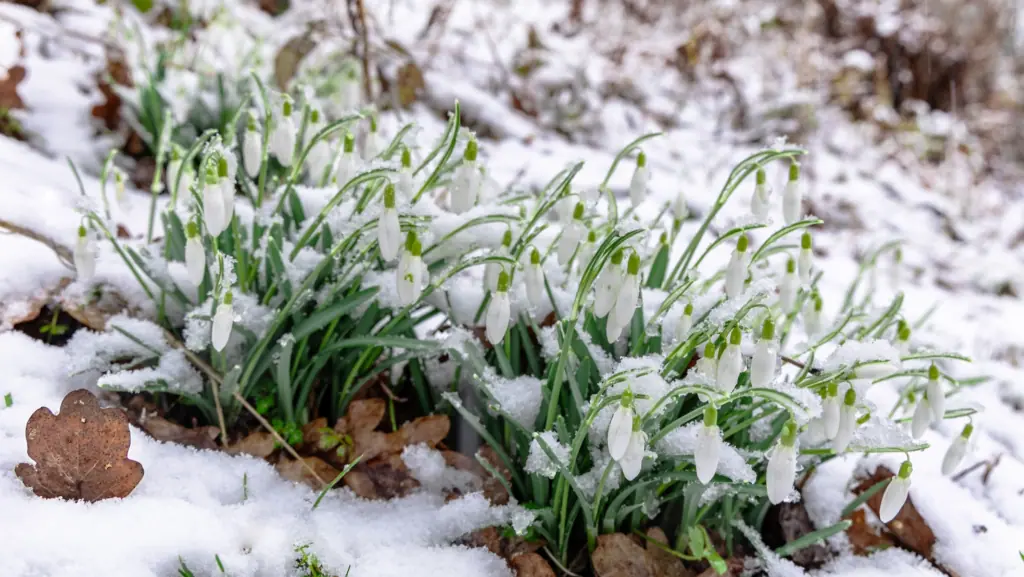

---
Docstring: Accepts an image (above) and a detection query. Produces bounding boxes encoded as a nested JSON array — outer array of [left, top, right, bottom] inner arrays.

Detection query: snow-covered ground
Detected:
[[1, 0, 1023, 576]]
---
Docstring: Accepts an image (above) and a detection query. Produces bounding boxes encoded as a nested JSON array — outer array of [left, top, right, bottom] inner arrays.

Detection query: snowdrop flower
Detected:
[[363, 115, 382, 160], [673, 189, 689, 221], [340, 66, 361, 110], [725, 235, 749, 299], [377, 184, 401, 262], [202, 163, 227, 236], [167, 145, 192, 198], [607, 252, 641, 342], [607, 389, 635, 461], [524, 247, 545, 308], [878, 460, 912, 523], [211, 291, 234, 352], [767, 421, 798, 504], [486, 271, 511, 345], [629, 150, 648, 205], [750, 318, 777, 387], [804, 291, 824, 337], [397, 147, 415, 200], [450, 139, 480, 213], [74, 224, 95, 281], [486, 229, 513, 292], [559, 202, 586, 266], [832, 388, 857, 453], [270, 96, 296, 166], [750, 167, 771, 220], [890, 247, 902, 290], [185, 221, 205, 285], [822, 382, 841, 440], [716, 327, 743, 394], [242, 111, 262, 178], [306, 109, 333, 179], [216, 156, 235, 226], [593, 249, 624, 318], [926, 364, 945, 423], [910, 394, 931, 439], [620, 417, 648, 481], [798, 232, 813, 284], [782, 161, 801, 225], [695, 407, 722, 484], [113, 168, 127, 208], [578, 229, 597, 269], [941, 423, 972, 475], [335, 132, 357, 186], [397, 232, 426, 305], [677, 302, 693, 341], [779, 257, 798, 310], [894, 320, 912, 357]]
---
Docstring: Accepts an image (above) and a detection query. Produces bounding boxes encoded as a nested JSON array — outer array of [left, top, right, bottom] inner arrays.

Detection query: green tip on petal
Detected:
[[78, 224, 87, 237], [401, 147, 412, 168], [704, 406, 718, 427], [186, 221, 199, 238], [588, 229, 597, 243], [782, 421, 797, 445], [684, 302, 693, 316], [813, 292, 823, 311], [894, 247, 903, 263], [217, 156, 228, 178], [788, 161, 799, 182], [464, 139, 478, 162], [659, 232, 668, 245], [756, 167, 766, 185], [383, 184, 396, 209], [632, 415, 642, 432], [369, 115, 378, 132], [611, 249, 624, 265], [502, 229, 513, 247], [928, 364, 939, 381], [310, 108, 320, 124], [404, 231, 418, 251], [827, 381, 838, 397], [636, 150, 646, 168], [282, 99, 292, 117], [171, 145, 182, 161], [729, 326, 741, 345], [344, 132, 355, 153], [844, 388, 856, 406], [801, 232, 812, 250], [737, 234, 749, 253], [573, 202, 585, 220], [530, 247, 540, 265], [898, 323, 911, 342], [409, 237, 422, 256], [627, 253, 640, 275], [620, 388, 633, 407], [223, 291, 234, 305], [962, 423, 973, 438], [898, 460, 913, 479], [497, 270, 510, 292], [703, 341, 716, 358], [762, 317, 775, 340]]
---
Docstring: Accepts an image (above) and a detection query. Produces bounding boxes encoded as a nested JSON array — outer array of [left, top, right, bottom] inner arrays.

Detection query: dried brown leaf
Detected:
[[845, 508, 896, 555], [15, 389, 143, 501], [510, 552, 556, 577], [226, 431, 277, 458], [0, 65, 26, 110], [399, 414, 449, 447], [592, 533, 654, 577], [395, 61, 425, 108], [645, 527, 696, 577], [274, 34, 316, 90], [343, 453, 419, 499], [140, 415, 218, 451], [276, 456, 339, 488]]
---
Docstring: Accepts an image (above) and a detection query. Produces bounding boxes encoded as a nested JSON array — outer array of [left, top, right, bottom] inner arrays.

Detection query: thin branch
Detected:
[[162, 329, 228, 446]]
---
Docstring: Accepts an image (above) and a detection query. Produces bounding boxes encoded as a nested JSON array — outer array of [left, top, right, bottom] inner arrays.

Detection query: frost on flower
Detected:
[[656, 422, 757, 483], [525, 431, 570, 479]]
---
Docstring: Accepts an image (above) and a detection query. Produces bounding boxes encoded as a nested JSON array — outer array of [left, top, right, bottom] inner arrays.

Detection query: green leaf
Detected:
[[275, 337, 296, 424], [291, 287, 379, 341], [775, 520, 852, 558], [840, 478, 889, 518]]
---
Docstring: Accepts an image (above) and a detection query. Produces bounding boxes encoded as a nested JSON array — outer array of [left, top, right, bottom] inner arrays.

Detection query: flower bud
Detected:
[[832, 388, 857, 453], [677, 302, 694, 341], [242, 111, 262, 178], [798, 232, 813, 284], [74, 224, 96, 281], [211, 292, 234, 352], [485, 271, 511, 345], [926, 364, 945, 424], [750, 318, 777, 387], [878, 460, 912, 523], [629, 151, 648, 205], [716, 327, 744, 394], [782, 161, 801, 225], [608, 395, 635, 461], [751, 167, 771, 220], [695, 407, 721, 484], [766, 421, 798, 504], [270, 97, 296, 166], [593, 249, 624, 318], [397, 232, 427, 305], [378, 185, 401, 262], [941, 424, 972, 475], [185, 221, 205, 285], [725, 236, 748, 299]]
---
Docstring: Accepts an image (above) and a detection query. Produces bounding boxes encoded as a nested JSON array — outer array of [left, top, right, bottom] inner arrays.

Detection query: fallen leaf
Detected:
[[59, 285, 132, 331], [395, 61, 425, 108], [592, 533, 654, 577], [276, 456, 339, 488], [139, 414, 218, 450], [0, 65, 26, 110], [15, 389, 144, 501], [274, 33, 316, 90], [645, 527, 696, 577], [344, 453, 419, 499], [226, 431, 277, 458], [768, 502, 832, 568], [845, 508, 896, 555], [510, 552, 556, 577]]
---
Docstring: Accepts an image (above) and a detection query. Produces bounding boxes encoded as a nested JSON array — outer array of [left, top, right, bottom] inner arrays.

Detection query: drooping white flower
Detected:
[[167, 145, 189, 198], [211, 291, 234, 352], [894, 320, 912, 357], [486, 230, 513, 292], [673, 189, 689, 221], [697, 341, 718, 379], [217, 156, 235, 226], [695, 407, 721, 484], [396, 232, 427, 305], [620, 421, 648, 481], [242, 111, 262, 178], [822, 383, 841, 440], [397, 147, 415, 200], [450, 139, 480, 213], [779, 257, 798, 311], [941, 423, 972, 475], [832, 388, 858, 453], [577, 229, 597, 270], [677, 302, 693, 341], [558, 202, 585, 266], [607, 253, 641, 342], [74, 224, 95, 281], [363, 115, 382, 161], [878, 460, 912, 523], [607, 390, 635, 461], [767, 422, 798, 504], [270, 97, 296, 167], [305, 106, 326, 148], [485, 271, 511, 345], [340, 66, 361, 111], [782, 161, 801, 225], [113, 168, 127, 208], [593, 249, 624, 318], [377, 184, 401, 262], [911, 395, 931, 439], [629, 150, 648, 205], [750, 318, 778, 387], [798, 232, 813, 284], [926, 364, 945, 424], [750, 167, 771, 220], [524, 247, 546, 308], [185, 221, 205, 285], [716, 327, 744, 394], [725, 235, 749, 299], [202, 163, 227, 237], [804, 291, 824, 337]]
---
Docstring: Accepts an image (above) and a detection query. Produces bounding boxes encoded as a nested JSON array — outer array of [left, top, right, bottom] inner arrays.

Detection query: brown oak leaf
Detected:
[[15, 389, 144, 501]]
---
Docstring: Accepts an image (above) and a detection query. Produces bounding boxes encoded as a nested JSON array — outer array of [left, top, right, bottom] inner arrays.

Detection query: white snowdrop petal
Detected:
[[619, 431, 647, 481], [243, 130, 261, 178], [927, 379, 945, 423], [823, 396, 841, 440], [185, 237, 206, 285], [716, 344, 743, 394], [941, 435, 968, 475], [74, 235, 95, 282], [783, 180, 801, 224], [485, 292, 510, 345], [378, 209, 401, 262], [878, 476, 910, 523], [607, 405, 633, 461], [766, 443, 797, 504], [211, 303, 233, 352], [750, 340, 777, 388], [910, 399, 931, 439], [725, 253, 745, 299], [695, 425, 721, 484], [203, 187, 226, 236]]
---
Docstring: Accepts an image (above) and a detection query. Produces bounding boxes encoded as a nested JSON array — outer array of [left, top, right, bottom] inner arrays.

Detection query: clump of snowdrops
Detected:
[[68, 78, 978, 572]]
